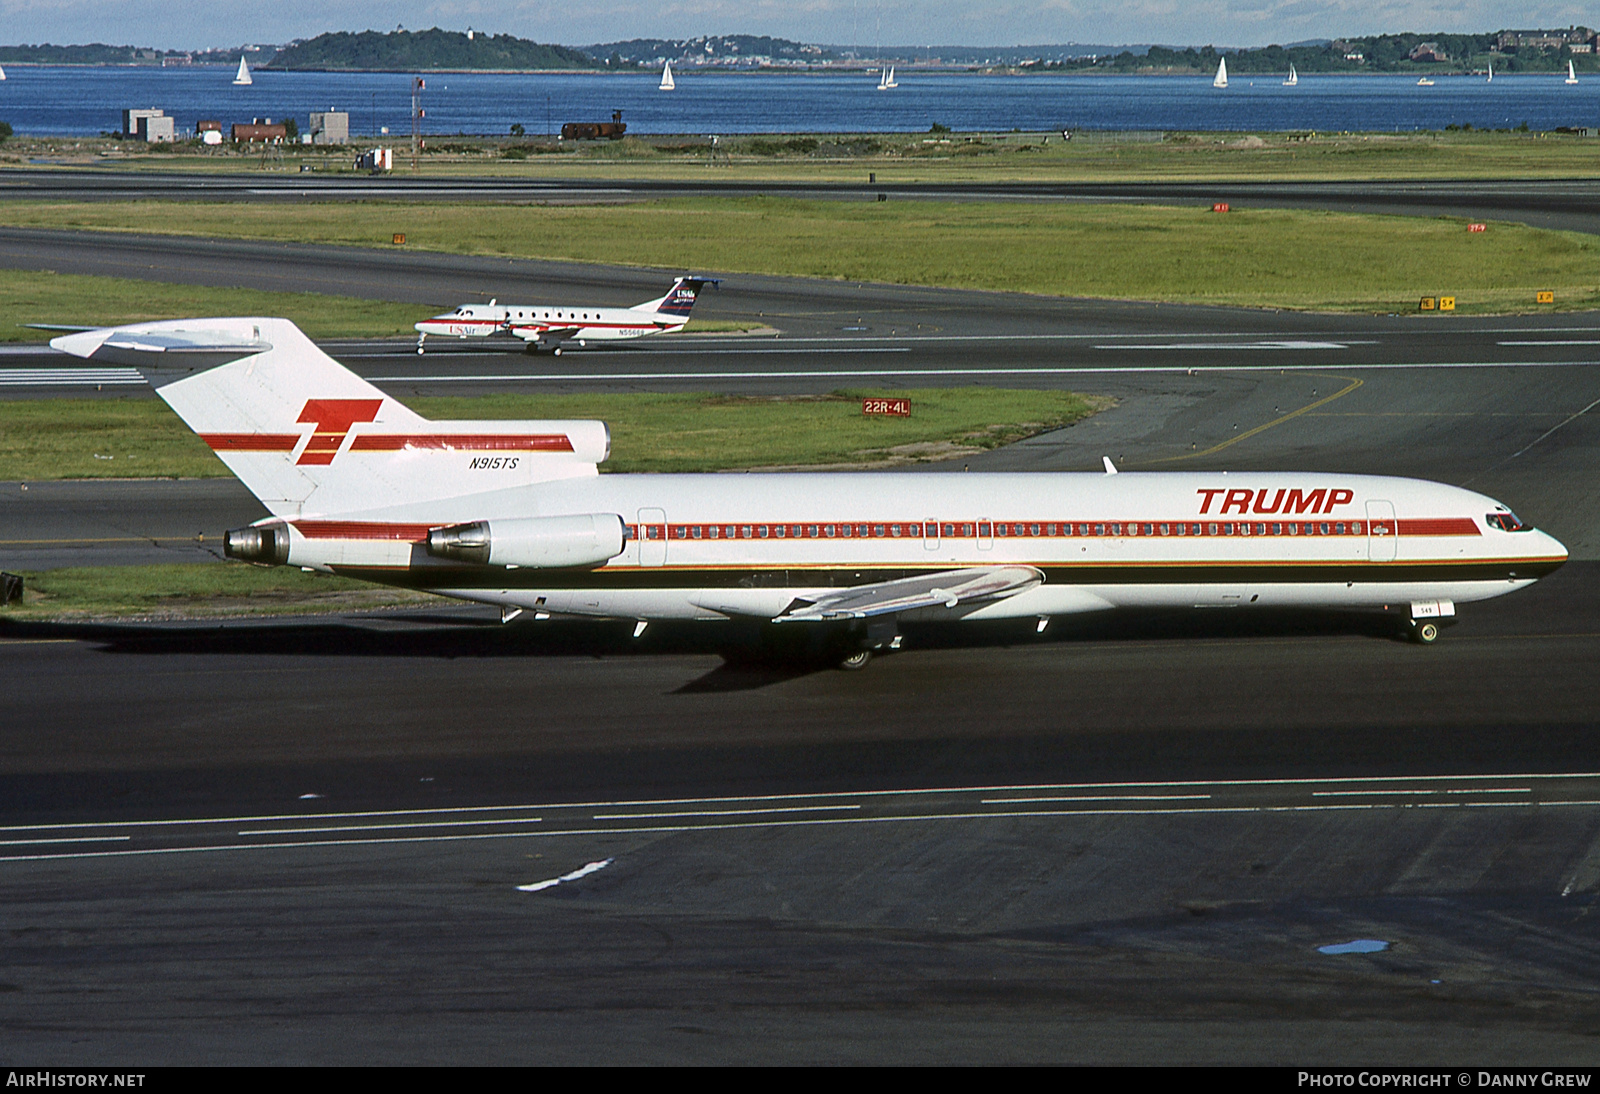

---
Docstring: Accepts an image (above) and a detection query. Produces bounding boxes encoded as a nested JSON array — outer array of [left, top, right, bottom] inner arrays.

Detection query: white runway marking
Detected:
[[0, 368, 144, 386], [517, 858, 614, 893], [1096, 341, 1357, 350], [367, 359, 1600, 385], [4, 772, 1600, 864]]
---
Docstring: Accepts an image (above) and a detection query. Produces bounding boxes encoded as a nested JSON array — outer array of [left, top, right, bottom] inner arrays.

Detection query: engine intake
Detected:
[[426, 514, 625, 569], [225, 524, 290, 565]]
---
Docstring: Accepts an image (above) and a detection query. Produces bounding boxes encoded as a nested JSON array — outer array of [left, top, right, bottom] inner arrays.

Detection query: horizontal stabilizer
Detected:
[[776, 565, 1044, 622], [51, 320, 273, 376]]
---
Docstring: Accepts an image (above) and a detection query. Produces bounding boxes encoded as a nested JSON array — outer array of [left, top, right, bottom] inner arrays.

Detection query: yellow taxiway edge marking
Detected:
[[1145, 374, 1364, 465]]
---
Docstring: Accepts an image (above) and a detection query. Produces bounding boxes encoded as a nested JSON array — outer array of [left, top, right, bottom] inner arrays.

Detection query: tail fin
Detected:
[[52, 318, 609, 519], [635, 276, 720, 319]]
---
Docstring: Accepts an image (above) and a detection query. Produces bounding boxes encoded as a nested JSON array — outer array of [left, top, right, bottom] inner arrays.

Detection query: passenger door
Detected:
[[638, 507, 666, 567], [1367, 500, 1397, 562]]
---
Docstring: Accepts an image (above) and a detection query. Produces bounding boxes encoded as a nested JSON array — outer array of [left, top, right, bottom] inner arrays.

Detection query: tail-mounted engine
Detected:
[[225, 523, 290, 565], [426, 513, 625, 569]]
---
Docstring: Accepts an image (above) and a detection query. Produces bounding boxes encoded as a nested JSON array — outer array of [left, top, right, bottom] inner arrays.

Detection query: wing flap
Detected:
[[775, 565, 1044, 622]]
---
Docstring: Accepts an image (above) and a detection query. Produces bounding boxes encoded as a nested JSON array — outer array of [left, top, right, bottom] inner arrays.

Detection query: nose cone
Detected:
[[414, 316, 449, 333], [1540, 528, 1570, 567]]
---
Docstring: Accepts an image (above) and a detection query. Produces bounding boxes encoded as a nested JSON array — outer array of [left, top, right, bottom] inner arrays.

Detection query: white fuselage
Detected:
[[414, 303, 680, 343], [279, 471, 1567, 623]]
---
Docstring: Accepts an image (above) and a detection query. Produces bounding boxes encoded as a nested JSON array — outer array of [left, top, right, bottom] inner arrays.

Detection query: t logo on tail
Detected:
[[296, 399, 383, 465]]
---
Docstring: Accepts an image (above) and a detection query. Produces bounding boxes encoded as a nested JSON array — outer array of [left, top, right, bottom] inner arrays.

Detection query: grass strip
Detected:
[[0, 388, 1104, 480], [2, 199, 1595, 313], [2, 564, 437, 620], [0, 267, 435, 343], [13, 130, 1600, 183]]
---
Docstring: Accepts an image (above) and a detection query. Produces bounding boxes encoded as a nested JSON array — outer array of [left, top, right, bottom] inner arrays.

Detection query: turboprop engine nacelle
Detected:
[[427, 514, 625, 569]]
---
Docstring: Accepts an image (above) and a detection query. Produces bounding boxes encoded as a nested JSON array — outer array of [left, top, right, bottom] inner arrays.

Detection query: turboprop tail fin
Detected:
[[635, 275, 720, 319], [51, 317, 609, 518]]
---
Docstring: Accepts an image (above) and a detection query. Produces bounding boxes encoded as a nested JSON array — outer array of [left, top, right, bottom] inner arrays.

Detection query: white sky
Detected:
[[1, 1, 1597, 51]]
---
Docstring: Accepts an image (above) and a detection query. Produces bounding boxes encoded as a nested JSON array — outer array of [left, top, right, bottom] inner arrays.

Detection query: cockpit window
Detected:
[[1486, 512, 1532, 532]]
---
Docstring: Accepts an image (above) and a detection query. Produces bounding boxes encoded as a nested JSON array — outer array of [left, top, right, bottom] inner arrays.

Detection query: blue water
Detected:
[[1, 66, 1597, 137]]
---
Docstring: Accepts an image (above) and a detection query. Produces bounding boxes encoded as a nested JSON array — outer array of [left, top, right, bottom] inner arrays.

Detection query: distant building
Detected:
[[308, 111, 349, 145], [1409, 42, 1447, 63], [121, 107, 162, 138], [561, 110, 627, 141], [140, 115, 175, 142], [232, 118, 287, 144], [1497, 28, 1594, 51], [355, 147, 392, 172], [121, 108, 176, 142]]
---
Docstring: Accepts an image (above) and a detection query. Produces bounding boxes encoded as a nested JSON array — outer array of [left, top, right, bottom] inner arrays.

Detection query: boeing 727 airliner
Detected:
[[413, 276, 719, 355], [51, 317, 1568, 667]]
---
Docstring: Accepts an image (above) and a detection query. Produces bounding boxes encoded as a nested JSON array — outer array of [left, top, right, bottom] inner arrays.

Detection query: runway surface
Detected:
[[8, 170, 1600, 235], [3, 230, 1600, 1062]]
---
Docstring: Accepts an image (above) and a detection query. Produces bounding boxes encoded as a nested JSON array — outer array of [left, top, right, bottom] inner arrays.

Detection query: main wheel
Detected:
[[1411, 621, 1440, 644], [836, 649, 873, 671]]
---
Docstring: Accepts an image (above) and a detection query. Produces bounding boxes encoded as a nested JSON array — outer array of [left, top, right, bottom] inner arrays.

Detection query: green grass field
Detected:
[[0, 388, 1105, 480], [4, 564, 435, 619], [0, 268, 434, 342], [2, 198, 1592, 314]]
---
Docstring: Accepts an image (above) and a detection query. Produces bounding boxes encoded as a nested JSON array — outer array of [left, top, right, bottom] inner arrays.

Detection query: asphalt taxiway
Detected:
[[3, 233, 1600, 1062]]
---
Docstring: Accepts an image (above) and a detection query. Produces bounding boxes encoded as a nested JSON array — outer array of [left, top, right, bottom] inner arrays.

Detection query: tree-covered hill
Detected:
[[266, 29, 601, 71], [1041, 30, 1600, 74]]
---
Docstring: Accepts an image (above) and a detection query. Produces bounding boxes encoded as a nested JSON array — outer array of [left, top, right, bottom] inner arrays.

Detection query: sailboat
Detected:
[[1567, 60, 1579, 85], [233, 57, 252, 86], [1487, 60, 1493, 82], [0, 64, 7, 81], [1213, 57, 1228, 88], [1283, 64, 1297, 86], [659, 60, 675, 91], [877, 65, 897, 90]]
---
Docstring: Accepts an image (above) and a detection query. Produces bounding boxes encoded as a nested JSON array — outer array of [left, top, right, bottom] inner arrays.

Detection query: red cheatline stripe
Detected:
[[293, 521, 435, 541], [1399, 518, 1481, 536], [201, 433, 299, 452], [349, 434, 574, 452]]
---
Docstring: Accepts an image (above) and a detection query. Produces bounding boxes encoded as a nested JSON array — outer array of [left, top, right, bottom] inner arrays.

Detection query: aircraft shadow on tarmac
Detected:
[[0, 608, 1415, 692]]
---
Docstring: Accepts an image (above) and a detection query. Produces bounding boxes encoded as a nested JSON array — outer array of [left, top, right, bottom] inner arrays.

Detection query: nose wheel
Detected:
[[416, 334, 426, 355]]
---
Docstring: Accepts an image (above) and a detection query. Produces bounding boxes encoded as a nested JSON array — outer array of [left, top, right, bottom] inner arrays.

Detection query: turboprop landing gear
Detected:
[[416, 333, 426, 355]]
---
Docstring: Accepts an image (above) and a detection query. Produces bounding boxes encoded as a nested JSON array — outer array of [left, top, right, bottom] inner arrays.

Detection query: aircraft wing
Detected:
[[510, 325, 580, 343], [775, 565, 1044, 622], [50, 323, 273, 374]]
